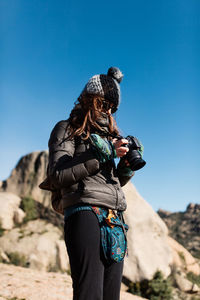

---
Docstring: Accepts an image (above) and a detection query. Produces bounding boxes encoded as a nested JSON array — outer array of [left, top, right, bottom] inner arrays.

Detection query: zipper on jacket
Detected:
[[114, 183, 119, 210]]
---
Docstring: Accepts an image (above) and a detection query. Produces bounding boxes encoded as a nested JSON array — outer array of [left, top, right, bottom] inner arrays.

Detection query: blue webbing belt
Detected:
[[64, 205, 92, 222]]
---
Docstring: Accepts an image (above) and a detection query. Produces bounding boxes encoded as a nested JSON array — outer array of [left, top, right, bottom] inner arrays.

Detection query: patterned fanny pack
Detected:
[[64, 205, 128, 264]]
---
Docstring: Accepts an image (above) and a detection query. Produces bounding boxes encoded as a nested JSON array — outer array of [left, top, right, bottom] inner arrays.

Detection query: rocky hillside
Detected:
[[0, 151, 200, 299], [158, 203, 200, 259], [0, 151, 175, 282]]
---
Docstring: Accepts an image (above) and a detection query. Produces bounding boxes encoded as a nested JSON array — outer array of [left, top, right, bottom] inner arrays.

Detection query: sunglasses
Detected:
[[102, 101, 116, 113]]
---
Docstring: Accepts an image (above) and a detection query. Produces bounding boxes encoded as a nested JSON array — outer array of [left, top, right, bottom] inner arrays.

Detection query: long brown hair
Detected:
[[67, 93, 120, 140]]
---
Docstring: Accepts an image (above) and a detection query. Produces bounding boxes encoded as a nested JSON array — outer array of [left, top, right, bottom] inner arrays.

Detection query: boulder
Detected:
[[167, 236, 200, 275], [0, 219, 68, 272], [29, 253, 46, 270], [174, 267, 200, 293], [0, 192, 22, 230], [0, 250, 9, 263], [122, 182, 172, 282], [56, 240, 69, 271], [13, 207, 26, 224]]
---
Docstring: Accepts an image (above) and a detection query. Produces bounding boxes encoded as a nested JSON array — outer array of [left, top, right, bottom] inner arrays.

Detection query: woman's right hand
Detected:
[[112, 138, 129, 158]]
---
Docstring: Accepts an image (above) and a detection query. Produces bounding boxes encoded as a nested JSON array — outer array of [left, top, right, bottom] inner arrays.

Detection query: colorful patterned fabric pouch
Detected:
[[92, 207, 129, 264], [64, 204, 129, 264]]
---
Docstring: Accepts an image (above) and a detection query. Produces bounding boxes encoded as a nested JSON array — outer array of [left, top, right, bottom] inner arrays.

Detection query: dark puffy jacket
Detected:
[[45, 120, 132, 212]]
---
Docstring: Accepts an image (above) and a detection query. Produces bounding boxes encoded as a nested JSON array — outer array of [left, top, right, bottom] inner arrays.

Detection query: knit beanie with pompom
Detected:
[[82, 67, 123, 113]]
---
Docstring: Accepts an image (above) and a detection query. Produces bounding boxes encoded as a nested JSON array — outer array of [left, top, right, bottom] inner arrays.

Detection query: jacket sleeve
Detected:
[[116, 158, 135, 187], [48, 120, 100, 189]]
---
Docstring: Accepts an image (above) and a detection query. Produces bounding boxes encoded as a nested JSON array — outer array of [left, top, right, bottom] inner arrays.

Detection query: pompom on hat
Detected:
[[82, 67, 124, 113]]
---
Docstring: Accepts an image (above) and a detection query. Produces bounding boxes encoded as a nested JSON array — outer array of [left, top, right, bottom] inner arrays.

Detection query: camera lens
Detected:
[[123, 136, 146, 171], [126, 150, 146, 171]]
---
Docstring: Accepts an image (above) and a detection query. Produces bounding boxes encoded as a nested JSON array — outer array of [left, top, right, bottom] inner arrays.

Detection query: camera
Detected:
[[121, 135, 146, 171]]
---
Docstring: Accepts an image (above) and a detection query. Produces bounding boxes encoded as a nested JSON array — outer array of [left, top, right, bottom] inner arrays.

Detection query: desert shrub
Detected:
[[193, 250, 200, 259], [7, 252, 28, 268], [47, 263, 60, 273], [178, 251, 187, 271], [7, 298, 26, 300], [20, 196, 38, 222], [186, 271, 200, 287], [128, 281, 143, 296], [0, 221, 5, 237], [67, 267, 71, 276], [128, 270, 173, 300], [178, 251, 185, 262]]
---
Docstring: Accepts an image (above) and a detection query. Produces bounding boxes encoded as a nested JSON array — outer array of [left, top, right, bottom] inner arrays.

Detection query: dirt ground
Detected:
[[0, 263, 147, 300]]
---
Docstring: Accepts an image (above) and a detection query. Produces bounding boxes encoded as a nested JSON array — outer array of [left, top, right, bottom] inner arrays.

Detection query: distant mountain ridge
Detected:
[[158, 203, 200, 259]]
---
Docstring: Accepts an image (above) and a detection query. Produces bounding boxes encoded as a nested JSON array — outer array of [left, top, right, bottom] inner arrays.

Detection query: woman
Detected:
[[42, 67, 135, 300]]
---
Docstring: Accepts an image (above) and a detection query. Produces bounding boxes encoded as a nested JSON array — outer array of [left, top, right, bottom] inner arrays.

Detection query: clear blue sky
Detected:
[[1, 0, 200, 212]]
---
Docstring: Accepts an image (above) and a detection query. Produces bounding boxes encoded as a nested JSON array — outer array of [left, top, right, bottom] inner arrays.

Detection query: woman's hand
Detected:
[[112, 138, 129, 158]]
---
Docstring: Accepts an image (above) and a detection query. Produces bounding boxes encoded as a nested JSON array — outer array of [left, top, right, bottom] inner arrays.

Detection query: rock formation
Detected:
[[0, 217, 69, 272], [168, 236, 200, 275], [0, 192, 25, 229], [0, 151, 50, 207], [123, 182, 172, 281]]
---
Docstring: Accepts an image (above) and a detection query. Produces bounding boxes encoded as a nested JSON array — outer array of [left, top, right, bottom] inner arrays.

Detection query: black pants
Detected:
[[64, 210, 124, 300]]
